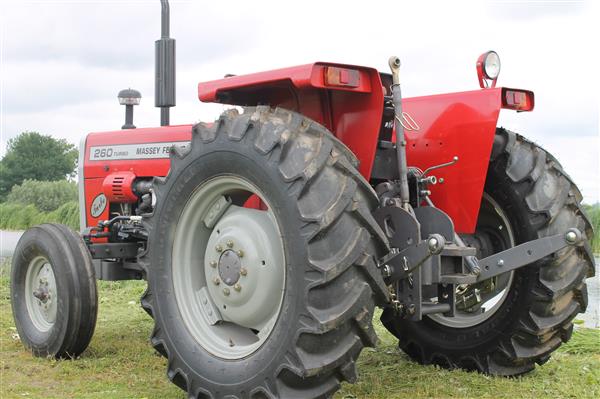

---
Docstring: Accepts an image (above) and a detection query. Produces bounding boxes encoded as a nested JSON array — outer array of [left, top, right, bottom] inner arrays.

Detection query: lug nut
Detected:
[[226, 240, 234, 248], [234, 283, 242, 292], [215, 244, 223, 252], [236, 249, 244, 258], [382, 265, 393, 278], [223, 287, 230, 296], [210, 260, 217, 268], [212, 277, 221, 285], [240, 268, 247, 276]]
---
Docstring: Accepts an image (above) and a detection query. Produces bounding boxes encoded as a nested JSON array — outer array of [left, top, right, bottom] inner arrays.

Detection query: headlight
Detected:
[[483, 51, 501, 80]]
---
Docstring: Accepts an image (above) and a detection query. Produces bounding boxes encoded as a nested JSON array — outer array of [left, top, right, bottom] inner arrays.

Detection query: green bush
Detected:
[[6, 180, 78, 212], [583, 203, 599, 253], [0, 201, 79, 231]]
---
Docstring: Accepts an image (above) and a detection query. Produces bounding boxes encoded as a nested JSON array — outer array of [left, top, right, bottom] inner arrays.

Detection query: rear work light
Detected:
[[324, 66, 360, 88], [476, 50, 501, 88], [502, 88, 535, 112]]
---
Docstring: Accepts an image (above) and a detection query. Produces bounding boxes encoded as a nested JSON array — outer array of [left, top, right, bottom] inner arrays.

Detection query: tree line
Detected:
[[1, 132, 79, 230]]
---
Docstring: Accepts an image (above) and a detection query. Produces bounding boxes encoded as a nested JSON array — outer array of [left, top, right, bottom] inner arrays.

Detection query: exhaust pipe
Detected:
[[155, 0, 175, 126]]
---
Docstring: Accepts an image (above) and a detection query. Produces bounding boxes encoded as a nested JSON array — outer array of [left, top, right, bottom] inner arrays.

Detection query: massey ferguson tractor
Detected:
[[10, 1, 595, 398]]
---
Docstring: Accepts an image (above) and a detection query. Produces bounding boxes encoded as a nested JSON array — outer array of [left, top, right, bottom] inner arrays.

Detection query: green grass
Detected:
[[0, 260, 598, 399]]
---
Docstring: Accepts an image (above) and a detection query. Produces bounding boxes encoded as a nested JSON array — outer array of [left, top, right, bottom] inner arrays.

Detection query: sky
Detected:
[[0, 0, 598, 203]]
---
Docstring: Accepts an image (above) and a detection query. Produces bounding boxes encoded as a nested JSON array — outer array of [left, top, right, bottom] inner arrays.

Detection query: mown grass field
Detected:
[[0, 261, 598, 399]]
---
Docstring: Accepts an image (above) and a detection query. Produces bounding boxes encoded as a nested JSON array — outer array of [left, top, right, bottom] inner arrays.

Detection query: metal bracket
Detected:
[[203, 195, 232, 228], [373, 205, 420, 250], [413, 206, 454, 241], [476, 228, 583, 281], [381, 234, 445, 281], [197, 287, 223, 325], [88, 242, 139, 259], [93, 259, 143, 281]]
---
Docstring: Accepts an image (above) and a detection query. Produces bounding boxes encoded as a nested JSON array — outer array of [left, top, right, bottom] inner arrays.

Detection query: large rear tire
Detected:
[[141, 107, 389, 398], [381, 128, 595, 375]]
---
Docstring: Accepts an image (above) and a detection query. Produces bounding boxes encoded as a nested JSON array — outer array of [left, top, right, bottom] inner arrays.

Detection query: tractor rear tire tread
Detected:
[[140, 106, 388, 398], [382, 128, 595, 376]]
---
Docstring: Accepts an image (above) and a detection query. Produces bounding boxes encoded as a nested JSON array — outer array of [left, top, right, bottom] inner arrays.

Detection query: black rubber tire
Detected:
[[10, 223, 98, 358], [140, 107, 389, 398], [381, 128, 595, 375]]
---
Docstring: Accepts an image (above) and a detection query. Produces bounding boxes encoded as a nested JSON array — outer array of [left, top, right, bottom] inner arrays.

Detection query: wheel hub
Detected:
[[205, 206, 284, 330], [218, 249, 242, 286]]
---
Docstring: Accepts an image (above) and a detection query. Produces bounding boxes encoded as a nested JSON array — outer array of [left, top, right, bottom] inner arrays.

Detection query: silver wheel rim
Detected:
[[25, 256, 57, 332], [172, 175, 286, 359], [428, 194, 515, 328]]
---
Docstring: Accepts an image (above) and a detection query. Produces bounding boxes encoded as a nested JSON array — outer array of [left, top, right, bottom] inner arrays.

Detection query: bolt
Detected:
[[215, 244, 223, 252], [439, 177, 444, 184], [497, 259, 504, 267], [226, 240, 234, 248], [212, 277, 221, 285], [236, 249, 244, 258], [565, 230, 578, 244], [407, 304, 416, 315], [234, 283, 242, 292], [210, 260, 217, 268], [382, 265, 393, 278], [223, 287, 230, 296], [240, 268, 247, 276], [428, 237, 439, 252]]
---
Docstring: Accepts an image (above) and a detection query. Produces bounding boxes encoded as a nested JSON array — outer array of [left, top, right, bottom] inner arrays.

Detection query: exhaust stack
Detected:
[[155, 0, 175, 126]]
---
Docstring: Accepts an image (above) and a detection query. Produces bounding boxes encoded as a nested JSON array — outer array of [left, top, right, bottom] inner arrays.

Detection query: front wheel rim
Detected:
[[172, 175, 286, 360], [25, 256, 57, 332]]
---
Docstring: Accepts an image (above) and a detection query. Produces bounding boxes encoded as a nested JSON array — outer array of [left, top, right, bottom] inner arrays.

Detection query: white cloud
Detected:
[[1, 0, 598, 202]]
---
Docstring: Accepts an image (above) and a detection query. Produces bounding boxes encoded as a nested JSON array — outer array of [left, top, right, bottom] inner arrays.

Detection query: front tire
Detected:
[[382, 128, 595, 375], [11, 223, 98, 358], [141, 107, 389, 398]]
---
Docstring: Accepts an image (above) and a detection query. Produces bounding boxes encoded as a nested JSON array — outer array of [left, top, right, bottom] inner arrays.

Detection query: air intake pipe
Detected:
[[155, 0, 175, 126]]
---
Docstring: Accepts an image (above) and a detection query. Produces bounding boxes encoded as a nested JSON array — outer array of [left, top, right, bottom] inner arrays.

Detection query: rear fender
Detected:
[[200, 64, 533, 234], [402, 87, 534, 233], [198, 62, 385, 178]]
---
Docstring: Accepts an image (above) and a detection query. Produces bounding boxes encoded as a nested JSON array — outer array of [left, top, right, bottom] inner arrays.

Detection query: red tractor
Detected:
[[10, 2, 595, 398]]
